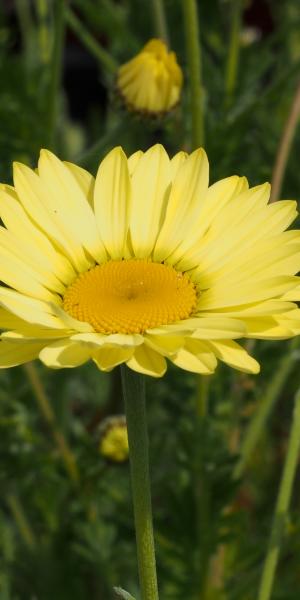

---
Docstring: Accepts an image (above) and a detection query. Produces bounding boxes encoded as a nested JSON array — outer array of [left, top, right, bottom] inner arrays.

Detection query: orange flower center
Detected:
[[63, 259, 197, 334]]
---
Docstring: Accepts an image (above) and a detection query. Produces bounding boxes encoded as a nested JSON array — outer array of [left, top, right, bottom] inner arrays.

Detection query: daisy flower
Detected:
[[116, 39, 183, 115], [0, 145, 299, 377]]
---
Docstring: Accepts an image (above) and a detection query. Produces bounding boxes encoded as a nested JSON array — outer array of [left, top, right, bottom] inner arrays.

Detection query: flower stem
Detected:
[[270, 80, 300, 202], [7, 493, 36, 549], [224, 0, 244, 109], [47, 0, 66, 149], [234, 337, 299, 479], [66, 8, 118, 74], [151, 0, 169, 45], [23, 362, 79, 484], [183, 0, 204, 149], [35, 0, 51, 65], [257, 389, 300, 600], [121, 366, 159, 600]]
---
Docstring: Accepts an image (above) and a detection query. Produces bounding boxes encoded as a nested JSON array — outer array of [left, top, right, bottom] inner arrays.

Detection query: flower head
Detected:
[[99, 416, 129, 462], [0, 145, 299, 377], [117, 39, 183, 115]]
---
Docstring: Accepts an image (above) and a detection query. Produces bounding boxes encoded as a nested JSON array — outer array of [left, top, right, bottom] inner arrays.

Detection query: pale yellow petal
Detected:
[[38, 150, 106, 263], [130, 144, 171, 257], [128, 150, 143, 175], [171, 339, 217, 374], [0, 247, 59, 302], [0, 186, 76, 285], [0, 341, 45, 367], [93, 346, 134, 371], [244, 317, 294, 339], [39, 339, 91, 368], [168, 175, 248, 267], [71, 332, 143, 347], [126, 344, 167, 377], [198, 276, 299, 310], [94, 147, 131, 258], [144, 333, 185, 355], [64, 161, 95, 204], [0, 288, 65, 329], [0, 226, 66, 294], [206, 340, 260, 374], [153, 148, 209, 262], [13, 161, 91, 272], [170, 151, 188, 180]]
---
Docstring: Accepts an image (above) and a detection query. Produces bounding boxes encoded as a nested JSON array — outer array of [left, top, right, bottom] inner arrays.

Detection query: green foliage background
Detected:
[[1, 1, 300, 598]]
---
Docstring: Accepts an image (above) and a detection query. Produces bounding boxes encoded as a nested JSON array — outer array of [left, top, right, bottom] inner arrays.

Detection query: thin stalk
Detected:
[[151, 0, 169, 45], [75, 119, 124, 168], [270, 80, 300, 202], [121, 366, 159, 600], [66, 8, 118, 74], [234, 337, 299, 479], [193, 376, 211, 599], [7, 494, 36, 549], [182, 0, 204, 148], [15, 0, 35, 70], [257, 390, 300, 600], [47, 0, 66, 149], [35, 0, 51, 65], [23, 362, 79, 484], [224, 0, 244, 109]]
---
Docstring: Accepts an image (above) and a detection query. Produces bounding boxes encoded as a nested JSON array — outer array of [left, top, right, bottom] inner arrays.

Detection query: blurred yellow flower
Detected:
[[117, 39, 183, 115], [99, 416, 129, 462], [0, 145, 300, 376]]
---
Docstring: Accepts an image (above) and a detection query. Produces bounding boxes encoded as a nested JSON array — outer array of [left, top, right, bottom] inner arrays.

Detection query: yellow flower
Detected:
[[117, 39, 183, 115], [0, 145, 300, 377], [99, 416, 129, 462]]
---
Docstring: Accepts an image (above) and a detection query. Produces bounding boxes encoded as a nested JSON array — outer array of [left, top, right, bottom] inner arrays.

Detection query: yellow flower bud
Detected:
[[99, 416, 129, 463], [117, 39, 183, 115]]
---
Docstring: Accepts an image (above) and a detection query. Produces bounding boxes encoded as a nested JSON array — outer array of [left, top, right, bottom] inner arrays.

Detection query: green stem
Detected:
[[66, 8, 118, 74], [7, 493, 36, 549], [75, 119, 124, 168], [234, 337, 299, 479], [15, 0, 35, 70], [23, 362, 79, 484], [35, 0, 51, 65], [121, 366, 159, 600], [47, 0, 66, 149], [270, 80, 300, 202], [225, 0, 244, 108], [257, 390, 300, 600], [194, 378, 211, 598], [151, 0, 169, 44], [183, 0, 204, 148]]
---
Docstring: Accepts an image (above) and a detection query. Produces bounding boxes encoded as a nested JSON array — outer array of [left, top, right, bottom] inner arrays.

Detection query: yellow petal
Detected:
[[38, 150, 106, 263], [0, 288, 65, 329], [0, 246, 59, 302], [94, 147, 131, 258], [206, 340, 260, 374], [170, 175, 248, 269], [170, 151, 188, 180], [171, 339, 217, 374], [39, 339, 91, 368], [128, 150, 143, 175], [0, 341, 45, 367], [198, 276, 299, 310], [13, 161, 91, 272], [127, 344, 167, 377], [0, 226, 66, 294], [153, 148, 209, 262], [144, 333, 185, 355], [130, 144, 171, 257], [0, 186, 76, 285], [93, 346, 134, 371], [64, 161, 95, 204], [71, 332, 143, 347]]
